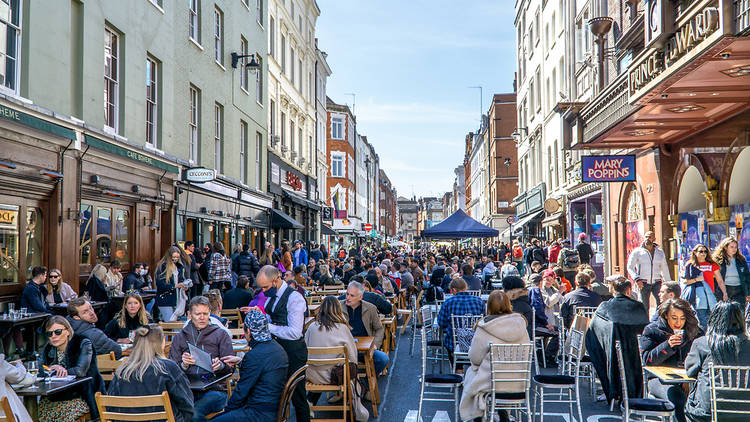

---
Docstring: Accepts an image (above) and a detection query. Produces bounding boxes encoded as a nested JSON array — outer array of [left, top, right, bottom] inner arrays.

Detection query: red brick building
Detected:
[[487, 93, 518, 235], [463, 133, 473, 214], [326, 97, 358, 240], [378, 169, 397, 237]]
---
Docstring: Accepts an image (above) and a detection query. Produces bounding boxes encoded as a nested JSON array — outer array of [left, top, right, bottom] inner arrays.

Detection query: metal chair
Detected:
[[486, 343, 534, 422], [450, 314, 483, 373], [615, 340, 675, 422], [575, 305, 598, 320], [419, 305, 446, 371], [709, 363, 750, 422], [466, 290, 482, 297], [532, 329, 585, 422], [417, 327, 463, 422], [530, 308, 548, 372]]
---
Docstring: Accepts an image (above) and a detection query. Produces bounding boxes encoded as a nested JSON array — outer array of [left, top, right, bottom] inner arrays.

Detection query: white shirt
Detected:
[[626, 244, 672, 284], [267, 281, 306, 340]]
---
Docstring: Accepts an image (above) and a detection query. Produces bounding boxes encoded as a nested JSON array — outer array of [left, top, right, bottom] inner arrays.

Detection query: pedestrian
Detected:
[[293, 240, 308, 268], [231, 244, 260, 284], [682, 243, 727, 329], [556, 239, 580, 287], [280, 240, 293, 272], [576, 233, 595, 265], [155, 246, 190, 322], [712, 236, 750, 309], [209, 241, 232, 291], [626, 231, 672, 313]]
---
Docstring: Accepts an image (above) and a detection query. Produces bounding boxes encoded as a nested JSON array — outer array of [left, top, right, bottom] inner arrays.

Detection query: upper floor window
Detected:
[[331, 116, 343, 140], [214, 7, 223, 65], [214, 103, 223, 172], [0, 0, 21, 93], [189, 0, 200, 43], [331, 153, 343, 177], [189, 85, 200, 163], [256, 0, 263, 25], [104, 27, 120, 132], [281, 34, 286, 72], [145, 56, 159, 147], [255, 56, 263, 104]]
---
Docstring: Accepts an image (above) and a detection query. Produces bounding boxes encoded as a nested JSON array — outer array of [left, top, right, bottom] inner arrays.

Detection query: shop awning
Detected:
[[321, 224, 338, 236], [542, 212, 564, 228], [511, 210, 544, 234], [271, 209, 303, 229], [283, 190, 321, 211]]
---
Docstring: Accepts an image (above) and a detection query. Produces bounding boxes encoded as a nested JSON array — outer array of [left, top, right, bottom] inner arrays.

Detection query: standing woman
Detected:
[[280, 240, 293, 272], [45, 268, 77, 305], [682, 243, 728, 329], [259, 245, 275, 267], [209, 241, 232, 291], [37, 316, 103, 422], [713, 236, 750, 310], [104, 292, 154, 343], [155, 246, 188, 322]]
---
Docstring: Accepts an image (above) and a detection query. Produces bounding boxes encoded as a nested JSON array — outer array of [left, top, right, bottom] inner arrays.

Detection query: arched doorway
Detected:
[[728, 148, 750, 258]]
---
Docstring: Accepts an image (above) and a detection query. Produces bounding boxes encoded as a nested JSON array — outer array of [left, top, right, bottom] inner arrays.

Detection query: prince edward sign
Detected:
[[581, 155, 636, 182]]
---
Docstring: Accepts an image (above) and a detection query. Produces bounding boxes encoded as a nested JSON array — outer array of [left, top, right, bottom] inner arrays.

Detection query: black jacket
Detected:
[[67, 316, 123, 359], [309, 248, 324, 262], [640, 317, 702, 367], [223, 339, 289, 419], [103, 313, 154, 341], [86, 274, 109, 303], [156, 262, 185, 307], [508, 288, 534, 338], [122, 272, 148, 291], [559, 287, 602, 327], [107, 358, 194, 422], [38, 334, 104, 418], [718, 257, 750, 296], [576, 242, 594, 264], [223, 287, 254, 311], [232, 251, 260, 280], [20, 280, 50, 313], [530, 246, 547, 265]]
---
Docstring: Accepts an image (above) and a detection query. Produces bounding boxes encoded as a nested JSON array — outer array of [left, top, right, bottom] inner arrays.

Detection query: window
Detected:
[[214, 103, 223, 172], [545, 23, 549, 52], [255, 56, 262, 104], [104, 27, 120, 131], [551, 12, 556, 38], [189, 85, 199, 163], [281, 35, 286, 72], [551, 68, 557, 107], [255, 132, 262, 189], [78, 204, 128, 268], [281, 112, 286, 148], [290, 1, 294, 19], [214, 7, 223, 65], [290, 47, 295, 81], [240, 120, 248, 184], [189, 0, 200, 43], [535, 69, 541, 112], [331, 116, 343, 139], [348, 155, 354, 181], [145, 56, 158, 147], [240, 36, 248, 91], [290, 120, 295, 153], [528, 80, 534, 114], [331, 153, 343, 177], [256, 0, 263, 25], [534, 10, 540, 44], [298, 127, 303, 157], [298, 58, 302, 90], [270, 99, 276, 134], [0, 0, 20, 93], [269, 17, 275, 57], [546, 77, 551, 112]]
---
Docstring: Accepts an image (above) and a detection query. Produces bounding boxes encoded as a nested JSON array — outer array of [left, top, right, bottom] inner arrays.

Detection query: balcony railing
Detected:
[[579, 72, 635, 145]]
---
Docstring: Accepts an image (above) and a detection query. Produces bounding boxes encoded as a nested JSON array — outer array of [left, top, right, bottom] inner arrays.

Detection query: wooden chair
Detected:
[[277, 365, 308, 422], [97, 351, 124, 382], [0, 396, 16, 422], [221, 309, 243, 329], [306, 346, 354, 422], [229, 328, 245, 339], [95, 391, 176, 422], [159, 321, 183, 341]]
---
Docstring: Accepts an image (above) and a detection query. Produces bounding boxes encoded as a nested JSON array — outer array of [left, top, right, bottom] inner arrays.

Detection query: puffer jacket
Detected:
[[232, 251, 260, 281], [507, 288, 534, 338], [640, 317, 702, 367]]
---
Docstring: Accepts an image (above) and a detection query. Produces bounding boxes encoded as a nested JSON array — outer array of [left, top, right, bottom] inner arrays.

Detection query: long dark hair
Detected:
[[707, 301, 747, 364], [657, 298, 700, 339], [315, 296, 349, 332]]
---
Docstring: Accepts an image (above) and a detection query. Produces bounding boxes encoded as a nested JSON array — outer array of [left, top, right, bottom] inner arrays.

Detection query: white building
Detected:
[[467, 119, 488, 223], [314, 43, 332, 209], [453, 165, 466, 212]]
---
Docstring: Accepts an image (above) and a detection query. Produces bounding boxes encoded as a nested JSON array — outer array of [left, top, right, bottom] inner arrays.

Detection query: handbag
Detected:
[[331, 363, 369, 398]]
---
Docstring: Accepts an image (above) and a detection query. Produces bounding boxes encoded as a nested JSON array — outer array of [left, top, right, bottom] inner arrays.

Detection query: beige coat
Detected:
[[45, 281, 78, 304], [0, 354, 34, 422], [304, 322, 368, 421], [459, 313, 530, 420], [339, 299, 385, 348]]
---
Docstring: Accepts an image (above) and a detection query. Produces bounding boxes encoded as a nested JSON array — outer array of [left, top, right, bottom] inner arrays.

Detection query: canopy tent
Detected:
[[421, 209, 499, 239]]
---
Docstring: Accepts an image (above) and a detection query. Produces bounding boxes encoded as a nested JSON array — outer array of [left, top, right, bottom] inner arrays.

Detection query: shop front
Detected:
[[512, 183, 546, 241], [567, 183, 604, 280], [268, 152, 320, 246]]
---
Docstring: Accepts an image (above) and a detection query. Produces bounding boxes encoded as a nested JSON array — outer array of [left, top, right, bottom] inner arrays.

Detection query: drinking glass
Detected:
[[20, 307, 28, 317]]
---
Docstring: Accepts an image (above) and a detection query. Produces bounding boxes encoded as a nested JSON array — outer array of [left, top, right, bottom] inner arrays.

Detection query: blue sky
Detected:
[[317, 0, 517, 199]]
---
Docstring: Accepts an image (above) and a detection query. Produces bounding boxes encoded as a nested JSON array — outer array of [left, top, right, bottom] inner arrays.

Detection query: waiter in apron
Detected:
[[253, 265, 310, 422]]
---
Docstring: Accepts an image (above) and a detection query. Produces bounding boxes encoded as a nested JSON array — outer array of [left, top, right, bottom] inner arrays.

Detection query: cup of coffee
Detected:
[[675, 329, 684, 343]]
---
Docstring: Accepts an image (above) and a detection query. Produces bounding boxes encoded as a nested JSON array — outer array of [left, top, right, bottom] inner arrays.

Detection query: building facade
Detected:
[[0, 0, 271, 296], [397, 196, 418, 244], [379, 169, 397, 238], [487, 94, 519, 238], [453, 164, 466, 213], [355, 135, 379, 240], [467, 120, 488, 224]]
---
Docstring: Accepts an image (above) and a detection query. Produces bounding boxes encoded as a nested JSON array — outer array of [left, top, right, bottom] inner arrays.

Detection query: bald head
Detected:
[[256, 265, 282, 293]]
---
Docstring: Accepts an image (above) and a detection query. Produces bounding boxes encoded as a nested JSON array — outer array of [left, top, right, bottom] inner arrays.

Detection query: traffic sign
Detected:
[[364, 223, 373, 231], [506, 216, 517, 225]]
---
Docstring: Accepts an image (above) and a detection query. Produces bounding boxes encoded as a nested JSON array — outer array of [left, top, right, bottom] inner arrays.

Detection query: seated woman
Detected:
[[641, 298, 702, 422], [460, 290, 530, 422], [85, 264, 109, 303], [0, 353, 33, 422], [107, 324, 193, 422], [212, 310, 289, 422], [294, 264, 309, 286], [37, 315, 103, 422], [304, 296, 369, 421], [45, 268, 77, 305], [104, 292, 154, 343], [317, 263, 335, 287], [685, 301, 750, 422]]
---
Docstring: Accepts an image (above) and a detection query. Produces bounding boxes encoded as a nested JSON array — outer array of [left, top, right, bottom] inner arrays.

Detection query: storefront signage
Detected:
[[628, 50, 664, 96], [0, 103, 76, 140], [84, 135, 179, 174], [581, 155, 636, 182], [185, 168, 216, 183], [285, 171, 303, 191], [0, 209, 16, 225]]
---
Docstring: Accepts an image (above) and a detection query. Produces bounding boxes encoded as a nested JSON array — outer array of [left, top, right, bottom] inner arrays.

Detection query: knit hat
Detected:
[[502, 275, 525, 291], [244, 309, 272, 342]]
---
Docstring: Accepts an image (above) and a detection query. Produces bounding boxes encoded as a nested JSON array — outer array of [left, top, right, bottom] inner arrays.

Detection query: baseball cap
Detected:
[[543, 269, 556, 278]]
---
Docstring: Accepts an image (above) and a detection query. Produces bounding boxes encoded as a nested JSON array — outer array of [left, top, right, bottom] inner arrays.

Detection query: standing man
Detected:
[[293, 240, 308, 268], [252, 265, 309, 422], [232, 244, 260, 284], [627, 231, 672, 313], [557, 239, 581, 287], [576, 233, 595, 265]]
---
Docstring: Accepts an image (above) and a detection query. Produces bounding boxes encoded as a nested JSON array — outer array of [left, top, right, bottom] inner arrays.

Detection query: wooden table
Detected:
[[15, 376, 93, 420], [308, 303, 320, 315], [380, 316, 396, 354], [354, 336, 379, 417], [0, 312, 50, 349], [644, 366, 695, 385], [189, 372, 233, 391]]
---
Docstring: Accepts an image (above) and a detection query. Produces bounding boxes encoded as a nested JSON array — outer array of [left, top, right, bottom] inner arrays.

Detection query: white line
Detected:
[[380, 320, 403, 415]]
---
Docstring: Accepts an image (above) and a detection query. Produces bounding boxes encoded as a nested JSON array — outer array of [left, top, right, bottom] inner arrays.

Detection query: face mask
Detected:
[[265, 286, 278, 297], [140, 269, 148, 276], [172, 258, 179, 264]]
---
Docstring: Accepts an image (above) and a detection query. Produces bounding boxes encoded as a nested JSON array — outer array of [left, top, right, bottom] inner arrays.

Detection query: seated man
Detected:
[[122, 263, 148, 291], [460, 263, 482, 291], [436, 278, 485, 362], [213, 310, 289, 422], [338, 275, 393, 315], [21, 266, 51, 313], [66, 297, 123, 359], [560, 272, 603, 328], [340, 281, 389, 375], [169, 296, 234, 422], [651, 281, 681, 322], [223, 275, 254, 312]]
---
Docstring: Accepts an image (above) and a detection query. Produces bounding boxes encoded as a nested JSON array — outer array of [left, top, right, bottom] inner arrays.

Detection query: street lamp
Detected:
[[511, 127, 528, 140], [230, 52, 260, 70]]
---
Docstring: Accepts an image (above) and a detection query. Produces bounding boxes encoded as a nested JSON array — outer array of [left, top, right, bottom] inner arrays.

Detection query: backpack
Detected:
[[513, 246, 523, 259], [562, 249, 580, 269], [423, 284, 444, 304]]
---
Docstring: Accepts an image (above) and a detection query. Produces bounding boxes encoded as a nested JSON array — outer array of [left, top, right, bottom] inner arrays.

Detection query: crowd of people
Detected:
[[2, 232, 749, 422]]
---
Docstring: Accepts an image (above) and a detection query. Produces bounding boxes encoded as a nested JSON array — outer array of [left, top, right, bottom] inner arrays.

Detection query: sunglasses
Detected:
[[697, 249, 708, 253], [45, 328, 65, 337], [49, 275, 59, 278]]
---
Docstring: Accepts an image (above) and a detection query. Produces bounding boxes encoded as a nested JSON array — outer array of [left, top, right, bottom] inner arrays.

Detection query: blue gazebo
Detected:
[[421, 209, 499, 239]]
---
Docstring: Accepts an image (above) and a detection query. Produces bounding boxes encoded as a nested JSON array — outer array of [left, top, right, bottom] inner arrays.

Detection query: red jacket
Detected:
[[548, 244, 562, 264]]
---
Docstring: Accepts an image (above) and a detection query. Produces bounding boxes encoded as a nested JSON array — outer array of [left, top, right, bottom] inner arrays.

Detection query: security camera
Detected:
[[720, 51, 731, 59], [661, 93, 668, 99]]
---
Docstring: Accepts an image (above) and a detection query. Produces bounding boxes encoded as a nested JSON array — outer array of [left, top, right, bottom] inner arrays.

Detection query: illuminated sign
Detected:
[[581, 155, 636, 182], [285, 171, 303, 191], [0, 209, 17, 225]]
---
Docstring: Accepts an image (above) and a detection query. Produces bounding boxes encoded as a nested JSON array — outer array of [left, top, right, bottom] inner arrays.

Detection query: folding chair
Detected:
[[97, 351, 123, 382], [530, 308, 548, 372], [575, 305, 598, 320], [0, 397, 16, 422], [466, 290, 482, 297], [306, 346, 354, 422], [419, 305, 445, 371], [220, 309, 243, 329], [95, 391, 176, 422], [450, 314, 483, 373], [533, 329, 586, 422], [709, 363, 750, 422], [486, 343, 534, 422], [417, 327, 463, 422], [615, 340, 675, 422], [277, 365, 308, 422]]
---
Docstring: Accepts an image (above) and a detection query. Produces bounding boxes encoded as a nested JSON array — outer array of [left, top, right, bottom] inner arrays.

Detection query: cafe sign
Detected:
[[185, 167, 216, 183], [0, 209, 16, 225], [628, 0, 723, 101]]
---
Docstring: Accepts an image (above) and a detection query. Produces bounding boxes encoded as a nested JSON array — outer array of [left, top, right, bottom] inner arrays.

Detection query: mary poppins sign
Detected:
[[581, 155, 636, 182]]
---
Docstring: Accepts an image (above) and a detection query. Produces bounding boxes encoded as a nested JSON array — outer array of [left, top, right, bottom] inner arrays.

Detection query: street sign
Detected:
[[506, 216, 517, 225], [364, 223, 373, 231], [322, 206, 333, 222]]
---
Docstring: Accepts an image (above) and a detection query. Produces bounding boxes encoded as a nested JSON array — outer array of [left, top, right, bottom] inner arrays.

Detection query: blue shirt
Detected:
[[436, 292, 485, 351]]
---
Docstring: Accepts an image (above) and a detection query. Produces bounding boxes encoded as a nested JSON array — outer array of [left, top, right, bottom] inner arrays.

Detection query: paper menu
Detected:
[[188, 343, 215, 373]]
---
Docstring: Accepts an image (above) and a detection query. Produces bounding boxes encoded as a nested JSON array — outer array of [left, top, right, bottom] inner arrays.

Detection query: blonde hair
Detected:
[[157, 246, 182, 283], [118, 292, 151, 328], [115, 324, 166, 382], [713, 236, 746, 265], [46, 268, 63, 294], [90, 264, 107, 282], [203, 289, 223, 314]]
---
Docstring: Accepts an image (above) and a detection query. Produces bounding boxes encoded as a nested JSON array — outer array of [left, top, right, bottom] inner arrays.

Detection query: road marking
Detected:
[[404, 410, 451, 422], [404, 411, 621, 422]]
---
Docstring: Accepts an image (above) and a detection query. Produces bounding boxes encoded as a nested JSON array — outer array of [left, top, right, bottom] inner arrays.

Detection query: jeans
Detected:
[[696, 308, 710, 331], [648, 378, 686, 422], [639, 280, 662, 313], [372, 350, 389, 375], [192, 390, 227, 422]]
